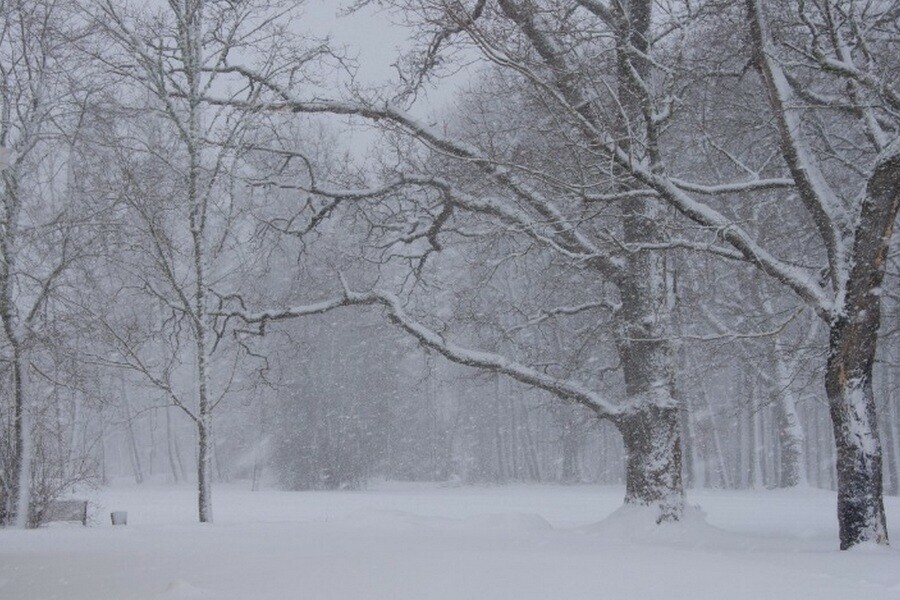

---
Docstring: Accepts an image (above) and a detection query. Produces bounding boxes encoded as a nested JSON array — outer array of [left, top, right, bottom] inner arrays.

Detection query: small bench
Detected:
[[42, 500, 88, 526]]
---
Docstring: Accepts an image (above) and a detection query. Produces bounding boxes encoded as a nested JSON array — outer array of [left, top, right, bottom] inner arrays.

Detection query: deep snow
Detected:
[[2, 483, 899, 599]]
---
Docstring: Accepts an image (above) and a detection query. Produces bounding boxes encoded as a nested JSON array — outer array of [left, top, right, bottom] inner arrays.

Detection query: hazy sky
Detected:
[[301, 1, 474, 111], [296, 1, 476, 157], [302, 2, 408, 84]]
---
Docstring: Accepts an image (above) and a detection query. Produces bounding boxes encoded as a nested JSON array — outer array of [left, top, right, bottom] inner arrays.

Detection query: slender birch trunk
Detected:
[[773, 349, 808, 487]]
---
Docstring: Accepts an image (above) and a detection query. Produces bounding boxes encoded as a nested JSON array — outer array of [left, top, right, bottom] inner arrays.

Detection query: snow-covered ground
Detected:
[[2, 483, 899, 599]]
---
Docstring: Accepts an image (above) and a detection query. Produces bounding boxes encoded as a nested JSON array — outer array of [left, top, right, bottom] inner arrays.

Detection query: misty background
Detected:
[[0, 0, 897, 541]]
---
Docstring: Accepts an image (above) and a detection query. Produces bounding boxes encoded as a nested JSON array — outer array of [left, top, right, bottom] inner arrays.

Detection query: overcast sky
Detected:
[[294, 1, 476, 157], [303, 1, 474, 110], [303, 2, 409, 85]]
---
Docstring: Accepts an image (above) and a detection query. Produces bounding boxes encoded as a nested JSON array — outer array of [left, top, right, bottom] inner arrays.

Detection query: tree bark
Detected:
[[616, 223, 684, 520], [612, 0, 684, 521], [826, 340, 888, 548], [618, 406, 683, 521], [197, 418, 212, 523], [825, 144, 899, 548], [774, 350, 808, 487], [7, 351, 26, 526]]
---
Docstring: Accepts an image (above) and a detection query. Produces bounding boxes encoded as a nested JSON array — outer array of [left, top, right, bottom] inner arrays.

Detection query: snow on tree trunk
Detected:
[[615, 195, 684, 521], [824, 143, 899, 549], [618, 406, 683, 522], [766, 319, 814, 489], [749, 393, 764, 490], [187, 0, 212, 523], [610, 0, 683, 522], [777, 398, 807, 488], [826, 366, 887, 549]]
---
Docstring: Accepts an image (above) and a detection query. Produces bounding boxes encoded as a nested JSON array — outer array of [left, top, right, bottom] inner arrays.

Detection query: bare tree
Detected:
[[87, 0, 261, 523], [0, 0, 103, 527], [208, 14, 688, 525], [84, 0, 335, 522], [206, 0, 897, 548]]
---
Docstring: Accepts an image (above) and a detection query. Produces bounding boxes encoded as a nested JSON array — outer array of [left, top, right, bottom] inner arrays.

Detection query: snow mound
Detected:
[[843, 540, 896, 554], [585, 504, 730, 548], [160, 580, 211, 599]]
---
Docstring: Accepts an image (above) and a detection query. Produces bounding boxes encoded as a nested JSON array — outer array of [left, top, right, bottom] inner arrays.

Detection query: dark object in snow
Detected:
[[44, 500, 88, 526], [111, 511, 128, 525]]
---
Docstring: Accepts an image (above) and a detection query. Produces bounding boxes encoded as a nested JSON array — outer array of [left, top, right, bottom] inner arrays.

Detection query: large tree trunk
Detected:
[[826, 335, 888, 549], [495, 0, 684, 518], [613, 0, 684, 521], [827, 305, 890, 547], [615, 298, 684, 522], [824, 144, 899, 549], [618, 406, 683, 521], [616, 205, 684, 520]]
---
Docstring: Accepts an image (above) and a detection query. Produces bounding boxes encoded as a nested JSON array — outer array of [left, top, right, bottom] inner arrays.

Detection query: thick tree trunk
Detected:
[[616, 218, 684, 520], [618, 406, 683, 521], [824, 144, 899, 549], [826, 344, 888, 549], [612, 0, 683, 521], [497, 0, 683, 518]]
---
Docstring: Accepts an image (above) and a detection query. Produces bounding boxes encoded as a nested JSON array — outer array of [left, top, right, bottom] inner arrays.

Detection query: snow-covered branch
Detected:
[[747, 0, 849, 286], [201, 81, 623, 279], [219, 284, 674, 421], [506, 300, 621, 334]]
